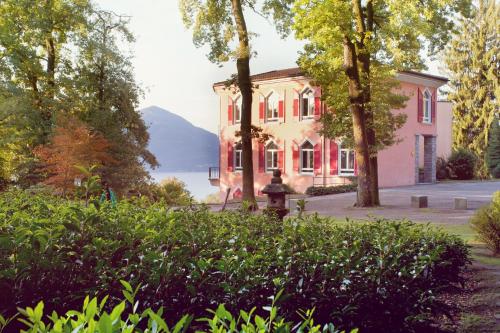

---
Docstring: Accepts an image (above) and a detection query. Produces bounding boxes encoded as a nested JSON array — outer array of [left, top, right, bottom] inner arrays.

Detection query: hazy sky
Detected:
[[97, 0, 442, 134]]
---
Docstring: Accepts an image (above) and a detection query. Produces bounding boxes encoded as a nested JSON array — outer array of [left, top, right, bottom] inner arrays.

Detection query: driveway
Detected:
[[297, 181, 499, 224]]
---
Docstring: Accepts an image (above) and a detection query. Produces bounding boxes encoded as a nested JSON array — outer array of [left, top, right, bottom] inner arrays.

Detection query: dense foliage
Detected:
[[445, 0, 499, 178], [471, 191, 500, 255], [305, 184, 357, 196], [447, 148, 477, 180], [486, 116, 500, 178], [435, 157, 450, 180], [0, 190, 469, 332], [0, 1, 157, 193], [2, 289, 356, 333]]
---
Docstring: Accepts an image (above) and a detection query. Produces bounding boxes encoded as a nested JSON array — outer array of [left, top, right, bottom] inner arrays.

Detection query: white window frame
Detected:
[[265, 141, 279, 172], [233, 96, 242, 124], [338, 143, 355, 176], [300, 140, 314, 174], [300, 88, 315, 119], [234, 142, 243, 171], [266, 92, 279, 122], [423, 89, 432, 124]]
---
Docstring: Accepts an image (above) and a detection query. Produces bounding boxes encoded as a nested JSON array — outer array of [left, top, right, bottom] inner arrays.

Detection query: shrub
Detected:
[[3, 288, 356, 333], [0, 189, 469, 332], [486, 116, 500, 178], [436, 156, 449, 180], [447, 148, 477, 180], [151, 177, 192, 205], [470, 191, 500, 255], [305, 184, 356, 196]]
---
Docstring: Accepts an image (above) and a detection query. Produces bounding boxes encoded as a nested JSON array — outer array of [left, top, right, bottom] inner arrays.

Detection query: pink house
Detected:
[[209, 68, 448, 198]]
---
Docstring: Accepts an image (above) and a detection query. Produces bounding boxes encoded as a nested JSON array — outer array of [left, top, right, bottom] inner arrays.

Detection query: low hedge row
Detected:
[[0, 189, 469, 332], [305, 184, 357, 196]]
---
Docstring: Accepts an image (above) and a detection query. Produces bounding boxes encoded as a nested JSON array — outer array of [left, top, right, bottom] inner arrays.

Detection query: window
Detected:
[[234, 142, 242, 170], [265, 141, 279, 172], [300, 141, 314, 173], [339, 145, 355, 175], [423, 90, 432, 123], [266, 93, 279, 121], [301, 88, 315, 118], [234, 96, 241, 123]]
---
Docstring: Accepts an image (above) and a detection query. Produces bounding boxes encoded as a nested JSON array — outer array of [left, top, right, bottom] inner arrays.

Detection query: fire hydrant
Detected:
[[261, 170, 289, 221]]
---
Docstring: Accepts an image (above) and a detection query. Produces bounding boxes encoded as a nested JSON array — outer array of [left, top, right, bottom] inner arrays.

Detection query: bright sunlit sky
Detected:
[[97, 0, 442, 135]]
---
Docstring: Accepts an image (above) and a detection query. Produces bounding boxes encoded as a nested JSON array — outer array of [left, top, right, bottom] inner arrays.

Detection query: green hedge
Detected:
[[305, 184, 357, 196], [0, 189, 469, 332]]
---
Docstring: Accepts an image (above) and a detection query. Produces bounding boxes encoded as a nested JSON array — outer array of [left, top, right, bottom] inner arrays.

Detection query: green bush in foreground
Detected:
[[305, 184, 356, 196], [0, 189, 469, 332], [1, 287, 356, 333], [471, 191, 500, 255]]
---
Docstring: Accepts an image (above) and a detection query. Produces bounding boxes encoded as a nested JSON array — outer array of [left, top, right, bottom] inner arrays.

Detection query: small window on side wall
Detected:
[[423, 90, 432, 123], [234, 142, 242, 170]]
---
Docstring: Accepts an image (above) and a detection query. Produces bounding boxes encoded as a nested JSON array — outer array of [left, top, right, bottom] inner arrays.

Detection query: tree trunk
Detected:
[[231, 0, 257, 208], [353, 0, 380, 205], [343, 36, 373, 207]]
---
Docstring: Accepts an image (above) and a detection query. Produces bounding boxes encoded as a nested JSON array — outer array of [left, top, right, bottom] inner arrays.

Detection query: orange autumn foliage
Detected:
[[34, 116, 114, 194]]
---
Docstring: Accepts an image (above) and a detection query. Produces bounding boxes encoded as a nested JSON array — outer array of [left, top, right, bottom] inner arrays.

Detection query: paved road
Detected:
[[298, 181, 499, 224]]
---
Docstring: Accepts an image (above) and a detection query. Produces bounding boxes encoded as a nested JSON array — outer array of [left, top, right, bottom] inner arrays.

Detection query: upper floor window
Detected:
[[423, 90, 432, 123], [301, 88, 315, 118], [234, 142, 242, 170], [300, 141, 314, 173], [234, 96, 242, 124], [266, 93, 279, 121], [339, 145, 355, 175], [265, 141, 279, 172]]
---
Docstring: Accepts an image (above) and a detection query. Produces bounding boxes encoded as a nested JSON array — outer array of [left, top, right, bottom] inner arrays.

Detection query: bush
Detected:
[[0, 189, 469, 332], [470, 191, 500, 255], [447, 148, 477, 180], [151, 177, 192, 205], [436, 156, 449, 180], [306, 184, 356, 196], [3, 288, 356, 333]]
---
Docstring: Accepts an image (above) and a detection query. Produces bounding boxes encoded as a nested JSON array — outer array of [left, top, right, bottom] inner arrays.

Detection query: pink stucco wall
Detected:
[[214, 72, 446, 197], [436, 101, 453, 159]]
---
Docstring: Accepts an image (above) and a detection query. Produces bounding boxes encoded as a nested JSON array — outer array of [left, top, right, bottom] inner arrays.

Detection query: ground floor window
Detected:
[[300, 141, 314, 173], [234, 142, 242, 170], [266, 141, 279, 172], [339, 146, 355, 175]]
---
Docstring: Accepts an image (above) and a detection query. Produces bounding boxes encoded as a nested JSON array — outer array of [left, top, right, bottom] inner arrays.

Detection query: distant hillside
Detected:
[[142, 106, 219, 172]]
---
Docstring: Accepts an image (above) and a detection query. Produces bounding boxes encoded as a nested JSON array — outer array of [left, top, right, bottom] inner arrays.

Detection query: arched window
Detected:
[[233, 96, 242, 123], [423, 90, 432, 123], [266, 92, 279, 121], [301, 88, 315, 118], [234, 142, 243, 170], [300, 140, 314, 173], [339, 143, 355, 175], [265, 141, 279, 172]]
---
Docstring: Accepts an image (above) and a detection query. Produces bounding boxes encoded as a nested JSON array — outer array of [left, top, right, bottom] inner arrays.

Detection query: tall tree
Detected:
[[179, 0, 293, 208], [293, 0, 471, 206], [444, 0, 499, 178], [486, 116, 500, 178]]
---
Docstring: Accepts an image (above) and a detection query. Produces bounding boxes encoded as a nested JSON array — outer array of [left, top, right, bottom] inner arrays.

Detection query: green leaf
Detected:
[[97, 313, 112, 333]]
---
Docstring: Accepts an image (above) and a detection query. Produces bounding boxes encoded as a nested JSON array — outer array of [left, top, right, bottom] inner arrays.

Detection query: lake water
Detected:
[[150, 172, 218, 201]]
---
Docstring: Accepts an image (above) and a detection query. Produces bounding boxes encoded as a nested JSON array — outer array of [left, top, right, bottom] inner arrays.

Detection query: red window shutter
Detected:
[[314, 143, 321, 175], [354, 152, 358, 176], [227, 142, 233, 172], [431, 91, 436, 124], [292, 144, 299, 172], [259, 97, 265, 122], [258, 143, 265, 173], [330, 140, 338, 175], [278, 150, 284, 172], [278, 100, 284, 119], [293, 98, 299, 118], [314, 97, 321, 116], [228, 97, 233, 124], [417, 88, 423, 123]]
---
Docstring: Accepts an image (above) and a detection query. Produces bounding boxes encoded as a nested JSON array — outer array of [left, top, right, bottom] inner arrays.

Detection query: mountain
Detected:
[[142, 106, 219, 172]]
